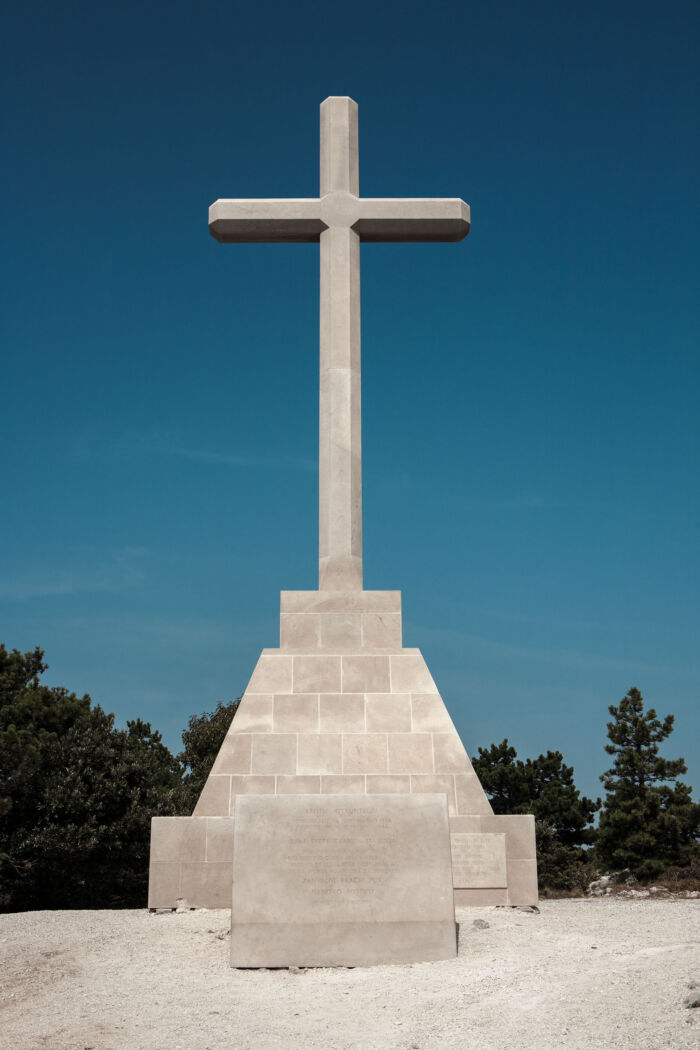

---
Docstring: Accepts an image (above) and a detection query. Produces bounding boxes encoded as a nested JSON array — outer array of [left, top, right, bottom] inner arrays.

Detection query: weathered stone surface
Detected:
[[148, 817, 231, 909], [448, 814, 538, 905], [450, 832, 507, 889], [149, 591, 537, 909], [149, 598, 537, 909], [230, 794, 456, 967], [210, 98, 468, 592], [147, 98, 536, 917]]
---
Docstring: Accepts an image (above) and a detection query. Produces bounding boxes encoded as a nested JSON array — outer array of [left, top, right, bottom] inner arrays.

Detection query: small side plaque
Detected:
[[231, 793, 456, 967], [450, 832, 507, 888]]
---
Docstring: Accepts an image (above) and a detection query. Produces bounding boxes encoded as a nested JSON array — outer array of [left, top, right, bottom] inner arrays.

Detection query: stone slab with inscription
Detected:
[[230, 793, 457, 967], [450, 832, 507, 889]]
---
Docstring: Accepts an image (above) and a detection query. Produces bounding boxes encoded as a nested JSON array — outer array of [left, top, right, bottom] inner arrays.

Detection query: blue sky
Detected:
[[2, 0, 698, 804]]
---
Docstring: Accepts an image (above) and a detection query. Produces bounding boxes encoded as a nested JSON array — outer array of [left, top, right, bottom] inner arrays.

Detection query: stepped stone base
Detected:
[[148, 591, 538, 909]]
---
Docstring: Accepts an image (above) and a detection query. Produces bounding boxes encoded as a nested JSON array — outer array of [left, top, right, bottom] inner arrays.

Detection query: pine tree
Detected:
[[473, 739, 599, 891], [0, 644, 184, 909], [178, 699, 240, 812], [597, 687, 700, 879]]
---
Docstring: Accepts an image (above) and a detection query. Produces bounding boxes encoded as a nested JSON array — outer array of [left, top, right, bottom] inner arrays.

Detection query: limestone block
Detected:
[[293, 655, 341, 692], [342, 733, 388, 774], [148, 862, 181, 908], [193, 775, 231, 817], [450, 833, 507, 889], [251, 734, 297, 775], [481, 814, 536, 860], [210, 733, 252, 775], [341, 655, 390, 692], [365, 693, 411, 732], [361, 612, 402, 648], [230, 775, 276, 801], [454, 888, 508, 907], [276, 775, 322, 794], [449, 815, 482, 834], [230, 793, 456, 967], [365, 774, 411, 793], [279, 593, 403, 654], [280, 614, 320, 650], [232, 695, 273, 733], [273, 693, 319, 732], [433, 733, 472, 773], [388, 733, 434, 774], [247, 656, 293, 694], [506, 860, 539, 906], [321, 774, 366, 794], [181, 862, 232, 908], [455, 774, 493, 815], [150, 817, 206, 862], [320, 693, 365, 732], [298, 734, 343, 774], [411, 693, 455, 732], [318, 350, 362, 592], [320, 613, 362, 649], [390, 654, 437, 693], [204, 818, 235, 863], [280, 590, 401, 614], [410, 774, 457, 815]]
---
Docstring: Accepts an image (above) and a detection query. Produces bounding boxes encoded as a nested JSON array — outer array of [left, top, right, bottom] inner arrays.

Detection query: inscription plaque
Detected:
[[450, 832, 507, 888], [231, 793, 456, 967]]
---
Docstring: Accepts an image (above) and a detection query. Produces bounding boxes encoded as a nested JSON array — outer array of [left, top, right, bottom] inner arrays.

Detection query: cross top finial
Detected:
[[320, 96, 359, 197], [210, 98, 470, 590]]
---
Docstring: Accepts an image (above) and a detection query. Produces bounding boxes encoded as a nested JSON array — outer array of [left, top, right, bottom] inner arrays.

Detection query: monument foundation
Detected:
[[230, 793, 456, 967]]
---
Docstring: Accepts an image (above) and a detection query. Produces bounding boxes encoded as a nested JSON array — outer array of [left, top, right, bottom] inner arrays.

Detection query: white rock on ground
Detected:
[[1, 899, 699, 1050]]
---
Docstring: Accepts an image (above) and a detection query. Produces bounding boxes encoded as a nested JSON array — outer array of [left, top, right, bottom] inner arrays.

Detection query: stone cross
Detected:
[[209, 97, 470, 591]]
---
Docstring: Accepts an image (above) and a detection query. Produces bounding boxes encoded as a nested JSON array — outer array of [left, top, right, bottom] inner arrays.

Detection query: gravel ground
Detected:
[[1, 899, 698, 1050]]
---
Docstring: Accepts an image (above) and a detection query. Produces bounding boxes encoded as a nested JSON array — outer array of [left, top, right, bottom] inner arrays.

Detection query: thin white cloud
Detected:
[[408, 621, 700, 681], [473, 491, 569, 511], [169, 445, 316, 473], [111, 430, 316, 473], [0, 547, 148, 601]]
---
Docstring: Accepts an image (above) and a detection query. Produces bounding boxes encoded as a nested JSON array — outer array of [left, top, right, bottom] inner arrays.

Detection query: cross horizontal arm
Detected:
[[354, 198, 470, 242], [209, 196, 470, 244], [209, 199, 324, 243]]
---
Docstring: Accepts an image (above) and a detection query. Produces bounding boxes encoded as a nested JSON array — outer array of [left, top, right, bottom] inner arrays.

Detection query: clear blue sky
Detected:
[[2, 0, 698, 804]]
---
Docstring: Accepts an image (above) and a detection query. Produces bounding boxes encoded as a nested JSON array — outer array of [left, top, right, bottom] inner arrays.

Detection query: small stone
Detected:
[[472, 919, 490, 930], [685, 994, 700, 1009], [588, 875, 613, 896]]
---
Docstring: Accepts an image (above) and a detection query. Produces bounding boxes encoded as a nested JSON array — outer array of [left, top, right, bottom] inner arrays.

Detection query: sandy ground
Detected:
[[1, 899, 698, 1050]]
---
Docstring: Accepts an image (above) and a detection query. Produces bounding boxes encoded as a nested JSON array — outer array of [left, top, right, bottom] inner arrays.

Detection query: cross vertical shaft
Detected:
[[318, 97, 362, 590]]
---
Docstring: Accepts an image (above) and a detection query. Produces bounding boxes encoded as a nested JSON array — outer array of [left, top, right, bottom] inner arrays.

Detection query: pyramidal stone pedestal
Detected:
[[148, 589, 537, 910]]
